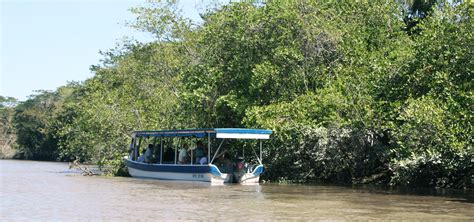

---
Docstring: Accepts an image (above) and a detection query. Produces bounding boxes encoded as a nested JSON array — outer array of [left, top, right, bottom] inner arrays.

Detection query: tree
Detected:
[[0, 96, 18, 158], [13, 91, 61, 160], [386, 2, 473, 188], [12, 0, 470, 188]]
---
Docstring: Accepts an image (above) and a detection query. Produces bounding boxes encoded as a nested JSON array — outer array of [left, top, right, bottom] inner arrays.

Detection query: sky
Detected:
[[1, 0, 204, 101]]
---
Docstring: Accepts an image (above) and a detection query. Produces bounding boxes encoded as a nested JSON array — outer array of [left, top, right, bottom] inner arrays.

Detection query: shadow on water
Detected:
[[389, 186, 474, 204], [259, 181, 474, 203], [348, 184, 474, 204]]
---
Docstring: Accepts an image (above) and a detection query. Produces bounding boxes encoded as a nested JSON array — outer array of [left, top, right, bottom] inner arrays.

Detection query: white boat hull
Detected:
[[124, 157, 264, 184], [233, 165, 264, 184], [124, 157, 231, 184], [127, 167, 230, 184], [237, 173, 260, 184]]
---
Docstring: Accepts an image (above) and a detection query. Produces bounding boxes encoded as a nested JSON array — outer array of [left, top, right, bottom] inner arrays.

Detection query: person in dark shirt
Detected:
[[194, 141, 205, 164]]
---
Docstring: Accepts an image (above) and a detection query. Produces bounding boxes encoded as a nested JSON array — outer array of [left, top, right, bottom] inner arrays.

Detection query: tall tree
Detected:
[[14, 91, 60, 160], [0, 96, 18, 158]]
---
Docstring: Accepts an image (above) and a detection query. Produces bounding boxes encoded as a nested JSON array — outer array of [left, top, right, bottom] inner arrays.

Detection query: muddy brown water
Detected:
[[1, 160, 472, 221]]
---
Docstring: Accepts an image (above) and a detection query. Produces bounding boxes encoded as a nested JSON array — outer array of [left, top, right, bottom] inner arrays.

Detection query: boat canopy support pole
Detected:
[[260, 141, 263, 163], [160, 138, 163, 164], [190, 138, 194, 165], [208, 133, 211, 165], [210, 139, 225, 164], [129, 138, 134, 160], [174, 137, 178, 165], [251, 143, 262, 165], [152, 136, 157, 162], [136, 137, 142, 161]]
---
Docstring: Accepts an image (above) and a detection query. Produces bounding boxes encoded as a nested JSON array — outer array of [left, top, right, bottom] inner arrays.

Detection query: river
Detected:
[[0, 160, 472, 221]]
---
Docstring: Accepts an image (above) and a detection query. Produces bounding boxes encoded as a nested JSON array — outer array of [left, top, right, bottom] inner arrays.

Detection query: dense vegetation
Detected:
[[1, 1, 472, 188], [0, 96, 17, 158]]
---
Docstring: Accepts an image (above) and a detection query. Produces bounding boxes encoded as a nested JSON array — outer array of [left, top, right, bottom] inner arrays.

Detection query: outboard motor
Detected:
[[233, 156, 246, 182]]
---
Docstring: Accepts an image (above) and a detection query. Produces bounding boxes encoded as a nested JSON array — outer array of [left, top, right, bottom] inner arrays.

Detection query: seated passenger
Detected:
[[178, 143, 189, 164], [199, 156, 208, 165], [199, 148, 208, 165], [137, 153, 145, 162], [163, 147, 174, 163], [234, 156, 245, 172], [144, 144, 154, 163], [216, 153, 232, 173], [194, 141, 205, 164]]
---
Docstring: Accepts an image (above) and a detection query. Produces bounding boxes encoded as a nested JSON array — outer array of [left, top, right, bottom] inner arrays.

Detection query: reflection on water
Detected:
[[1, 160, 473, 221]]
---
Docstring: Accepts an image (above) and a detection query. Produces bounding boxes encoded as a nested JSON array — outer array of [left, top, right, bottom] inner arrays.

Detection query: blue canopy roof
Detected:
[[133, 128, 272, 139]]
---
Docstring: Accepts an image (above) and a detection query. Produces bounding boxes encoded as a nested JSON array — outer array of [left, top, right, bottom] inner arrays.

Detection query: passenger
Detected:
[[137, 146, 150, 163], [137, 153, 145, 162], [194, 141, 205, 164], [178, 143, 189, 164], [144, 144, 154, 163], [216, 153, 232, 173], [199, 148, 208, 165], [199, 156, 208, 165], [164, 146, 174, 163], [234, 156, 245, 172]]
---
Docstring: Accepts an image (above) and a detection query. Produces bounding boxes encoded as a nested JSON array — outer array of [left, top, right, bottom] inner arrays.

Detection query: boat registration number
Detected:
[[192, 174, 204, 179]]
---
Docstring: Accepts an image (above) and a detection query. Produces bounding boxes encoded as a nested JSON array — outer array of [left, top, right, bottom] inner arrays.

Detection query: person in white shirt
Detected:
[[178, 143, 189, 164], [144, 144, 154, 163], [138, 144, 154, 163]]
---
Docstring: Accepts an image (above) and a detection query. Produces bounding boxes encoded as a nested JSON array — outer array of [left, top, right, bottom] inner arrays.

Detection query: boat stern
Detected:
[[234, 164, 264, 184]]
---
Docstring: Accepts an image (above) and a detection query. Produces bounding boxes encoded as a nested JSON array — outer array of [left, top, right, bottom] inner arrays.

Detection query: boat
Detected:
[[123, 128, 272, 184]]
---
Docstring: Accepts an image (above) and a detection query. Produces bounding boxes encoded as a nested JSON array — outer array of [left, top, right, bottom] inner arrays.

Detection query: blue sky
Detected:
[[1, 0, 204, 101]]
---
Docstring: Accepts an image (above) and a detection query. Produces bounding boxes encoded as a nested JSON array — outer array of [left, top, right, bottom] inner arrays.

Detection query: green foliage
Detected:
[[9, 0, 472, 188], [389, 96, 471, 187], [383, 2, 473, 188], [0, 96, 18, 158], [180, 1, 344, 127], [55, 40, 185, 172], [13, 91, 62, 160], [257, 124, 388, 184]]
